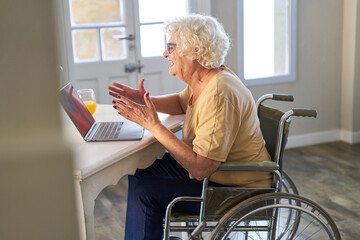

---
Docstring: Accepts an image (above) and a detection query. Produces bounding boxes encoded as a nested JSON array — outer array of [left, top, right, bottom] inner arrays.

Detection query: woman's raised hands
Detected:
[[112, 91, 160, 130], [108, 78, 146, 105]]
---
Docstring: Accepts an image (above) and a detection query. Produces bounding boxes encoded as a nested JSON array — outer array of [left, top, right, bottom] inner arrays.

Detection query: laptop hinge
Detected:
[[84, 123, 97, 141]]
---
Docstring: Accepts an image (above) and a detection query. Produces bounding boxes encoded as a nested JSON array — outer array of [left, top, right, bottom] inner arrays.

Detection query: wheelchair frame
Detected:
[[162, 94, 341, 240]]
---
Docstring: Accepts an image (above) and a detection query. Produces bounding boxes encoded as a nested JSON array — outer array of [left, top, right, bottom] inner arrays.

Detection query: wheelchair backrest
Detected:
[[258, 104, 291, 172]]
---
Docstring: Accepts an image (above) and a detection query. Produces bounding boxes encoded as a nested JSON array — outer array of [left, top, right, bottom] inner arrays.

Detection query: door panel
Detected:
[[140, 58, 187, 96], [134, 0, 188, 96], [59, 0, 208, 103], [62, 0, 137, 104]]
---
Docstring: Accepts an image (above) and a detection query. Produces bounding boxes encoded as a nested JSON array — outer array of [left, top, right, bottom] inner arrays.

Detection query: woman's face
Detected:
[[163, 34, 194, 81]]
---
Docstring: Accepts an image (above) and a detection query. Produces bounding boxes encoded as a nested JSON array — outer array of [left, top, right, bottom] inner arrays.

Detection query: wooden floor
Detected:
[[282, 141, 360, 240], [94, 141, 360, 240]]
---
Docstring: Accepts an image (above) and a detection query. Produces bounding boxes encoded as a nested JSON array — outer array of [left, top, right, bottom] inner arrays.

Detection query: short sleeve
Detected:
[[192, 95, 240, 162]]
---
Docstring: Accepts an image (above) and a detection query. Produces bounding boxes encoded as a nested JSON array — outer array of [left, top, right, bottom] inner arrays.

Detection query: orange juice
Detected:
[[84, 101, 97, 115]]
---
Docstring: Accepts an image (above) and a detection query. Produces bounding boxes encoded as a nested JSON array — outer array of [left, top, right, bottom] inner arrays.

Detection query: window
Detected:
[[138, 0, 188, 57], [68, 0, 189, 62], [69, 0, 126, 62], [238, 0, 297, 86]]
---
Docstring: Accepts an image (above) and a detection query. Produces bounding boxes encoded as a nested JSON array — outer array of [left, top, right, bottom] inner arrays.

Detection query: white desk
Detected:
[[61, 104, 185, 240]]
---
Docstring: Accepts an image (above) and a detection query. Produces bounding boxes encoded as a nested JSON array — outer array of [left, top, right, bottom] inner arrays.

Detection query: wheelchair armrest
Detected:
[[217, 161, 279, 172]]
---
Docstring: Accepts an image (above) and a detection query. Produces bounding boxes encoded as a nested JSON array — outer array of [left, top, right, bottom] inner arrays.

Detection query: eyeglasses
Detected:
[[166, 43, 177, 54]]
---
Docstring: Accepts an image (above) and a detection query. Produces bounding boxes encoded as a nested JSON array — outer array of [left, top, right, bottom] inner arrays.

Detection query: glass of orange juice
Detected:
[[77, 88, 97, 115]]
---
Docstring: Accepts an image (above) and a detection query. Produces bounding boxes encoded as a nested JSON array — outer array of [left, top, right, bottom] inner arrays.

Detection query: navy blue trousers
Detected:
[[124, 153, 221, 240]]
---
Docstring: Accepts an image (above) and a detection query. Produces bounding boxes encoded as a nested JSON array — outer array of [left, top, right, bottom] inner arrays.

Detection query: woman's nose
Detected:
[[163, 50, 169, 58]]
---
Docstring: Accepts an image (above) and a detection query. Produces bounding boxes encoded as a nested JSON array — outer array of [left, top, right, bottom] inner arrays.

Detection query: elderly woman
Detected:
[[109, 14, 271, 240]]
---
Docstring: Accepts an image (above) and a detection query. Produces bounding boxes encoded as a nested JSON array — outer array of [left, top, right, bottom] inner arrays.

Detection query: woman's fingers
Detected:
[[108, 85, 124, 93], [116, 95, 138, 108], [143, 92, 155, 110], [111, 81, 132, 91], [108, 85, 125, 99], [112, 98, 143, 124], [112, 92, 159, 129], [138, 78, 145, 92], [109, 91, 120, 98], [113, 104, 131, 121], [109, 80, 146, 105], [112, 99, 133, 119]]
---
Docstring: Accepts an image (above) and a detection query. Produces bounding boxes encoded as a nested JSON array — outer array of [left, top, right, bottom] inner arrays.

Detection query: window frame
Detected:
[[68, 0, 127, 63], [136, 0, 210, 59], [237, 0, 298, 86]]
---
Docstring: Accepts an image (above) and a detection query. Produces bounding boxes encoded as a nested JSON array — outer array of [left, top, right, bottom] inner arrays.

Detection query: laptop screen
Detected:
[[59, 83, 95, 137]]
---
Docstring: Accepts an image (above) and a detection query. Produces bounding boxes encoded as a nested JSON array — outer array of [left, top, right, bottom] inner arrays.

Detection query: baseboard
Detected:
[[354, 131, 360, 143], [286, 129, 360, 149], [286, 130, 340, 149], [340, 130, 360, 144]]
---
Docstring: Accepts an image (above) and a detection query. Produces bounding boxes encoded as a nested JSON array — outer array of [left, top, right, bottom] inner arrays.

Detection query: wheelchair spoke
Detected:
[[291, 209, 325, 240], [210, 193, 340, 240], [275, 208, 300, 238]]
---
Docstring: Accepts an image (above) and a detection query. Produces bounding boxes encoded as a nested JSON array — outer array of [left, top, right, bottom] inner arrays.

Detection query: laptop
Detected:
[[59, 83, 144, 141]]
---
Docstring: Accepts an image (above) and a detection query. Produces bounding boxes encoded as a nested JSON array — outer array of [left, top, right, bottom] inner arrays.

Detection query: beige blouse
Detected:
[[178, 66, 272, 187]]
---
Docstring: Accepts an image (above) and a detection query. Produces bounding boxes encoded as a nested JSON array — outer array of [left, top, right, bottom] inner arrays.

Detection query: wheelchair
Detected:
[[163, 94, 341, 240]]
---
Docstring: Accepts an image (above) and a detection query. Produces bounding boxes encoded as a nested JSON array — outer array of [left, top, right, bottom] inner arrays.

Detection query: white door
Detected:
[[58, 0, 210, 104]]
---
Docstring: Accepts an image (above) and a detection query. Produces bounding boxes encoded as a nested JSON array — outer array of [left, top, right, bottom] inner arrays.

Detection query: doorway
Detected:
[[56, 0, 209, 103]]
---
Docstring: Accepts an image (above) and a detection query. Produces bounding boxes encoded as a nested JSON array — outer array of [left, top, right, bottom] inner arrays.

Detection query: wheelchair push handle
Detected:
[[292, 108, 317, 118], [256, 93, 294, 108], [272, 94, 294, 102]]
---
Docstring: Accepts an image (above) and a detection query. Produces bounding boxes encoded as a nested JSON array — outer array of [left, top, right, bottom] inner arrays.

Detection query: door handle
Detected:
[[137, 61, 144, 73], [113, 34, 135, 41], [125, 61, 144, 73], [125, 63, 137, 73]]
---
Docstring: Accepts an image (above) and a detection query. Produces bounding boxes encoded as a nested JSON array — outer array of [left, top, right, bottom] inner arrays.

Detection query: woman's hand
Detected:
[[108, 78, 146, 105], [112, 91, 161, 131]]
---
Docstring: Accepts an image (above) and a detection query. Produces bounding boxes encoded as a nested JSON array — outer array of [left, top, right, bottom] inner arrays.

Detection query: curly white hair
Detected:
[[164, 14, 230, 69]]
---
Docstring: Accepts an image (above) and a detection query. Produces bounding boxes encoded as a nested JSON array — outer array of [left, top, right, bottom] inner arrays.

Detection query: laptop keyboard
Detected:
[[94, 122, 123, 139]]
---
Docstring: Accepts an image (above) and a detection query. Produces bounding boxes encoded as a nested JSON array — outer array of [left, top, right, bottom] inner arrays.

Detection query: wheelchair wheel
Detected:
[[210, 193, 341, 240], [169, 237, 183, 240], [281, 171, 299, 195]]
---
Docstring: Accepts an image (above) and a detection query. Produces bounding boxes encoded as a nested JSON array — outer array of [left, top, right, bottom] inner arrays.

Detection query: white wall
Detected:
[[212, 0, 360, 147]]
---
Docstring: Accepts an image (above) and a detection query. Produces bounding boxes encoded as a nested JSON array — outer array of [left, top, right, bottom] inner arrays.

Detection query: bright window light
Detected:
[[244, 0, 275, 79], [240, 0, 297, 86]]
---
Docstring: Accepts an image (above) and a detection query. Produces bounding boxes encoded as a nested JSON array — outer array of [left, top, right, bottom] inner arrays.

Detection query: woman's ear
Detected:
[[192, 47, 199, 61], [192, 54, 198, 61]]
